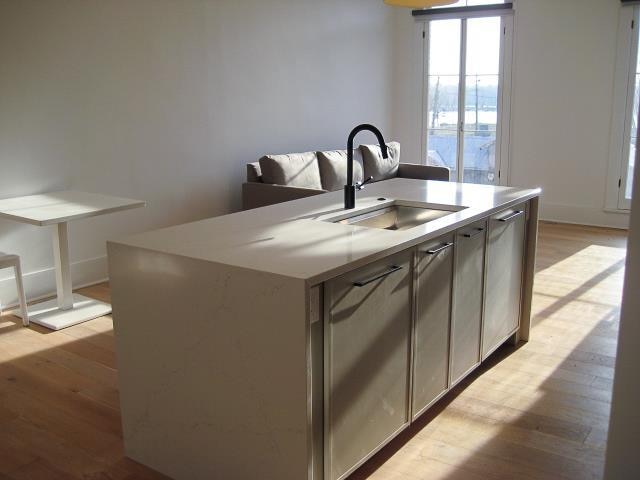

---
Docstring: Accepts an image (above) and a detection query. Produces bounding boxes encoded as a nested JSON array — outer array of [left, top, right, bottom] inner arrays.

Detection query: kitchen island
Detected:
[[107, 178, 541, 480]]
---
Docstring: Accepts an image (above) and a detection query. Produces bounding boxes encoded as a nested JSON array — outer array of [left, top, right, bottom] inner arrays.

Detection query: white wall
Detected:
[[510, 0, 628, 228], [0, 0, 396, 305], [391, 8, 424, 166], [391, 0, 630, 229], [604, 119, 639, 479]]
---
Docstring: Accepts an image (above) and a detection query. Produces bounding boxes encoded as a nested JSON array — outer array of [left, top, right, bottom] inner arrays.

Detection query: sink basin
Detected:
[[335, 204, 459, 231]]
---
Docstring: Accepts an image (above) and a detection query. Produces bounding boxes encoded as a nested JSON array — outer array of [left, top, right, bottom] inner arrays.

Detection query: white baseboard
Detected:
[[0, 255, 108, 311], [540, 202, 630, 229]]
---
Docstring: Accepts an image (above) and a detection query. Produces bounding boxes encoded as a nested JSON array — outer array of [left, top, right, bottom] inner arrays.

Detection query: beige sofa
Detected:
[[242, 142, 450, 210]]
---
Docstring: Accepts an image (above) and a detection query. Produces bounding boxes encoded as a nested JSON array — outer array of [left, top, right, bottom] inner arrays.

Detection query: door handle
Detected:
[[353, 265, 403, 287], [424, 242, 454, 255], [498, 210, 524, 223], [462, 227, 485, 238]]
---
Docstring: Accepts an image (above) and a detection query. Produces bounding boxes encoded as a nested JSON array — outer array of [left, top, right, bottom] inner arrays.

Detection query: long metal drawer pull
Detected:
[[462, 227, 485, 238], [498, 210, 524, 223], [353, 265, 403, 287], [425, 242, 454, 255]]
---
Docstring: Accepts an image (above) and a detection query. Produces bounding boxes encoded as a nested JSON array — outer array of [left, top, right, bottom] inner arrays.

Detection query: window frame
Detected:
[[417, 7, 514, 186], [606, 5, 638, 212]]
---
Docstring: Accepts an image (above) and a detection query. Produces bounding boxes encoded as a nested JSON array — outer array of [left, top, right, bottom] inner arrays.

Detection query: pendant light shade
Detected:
[[384, 0, 457, 7]]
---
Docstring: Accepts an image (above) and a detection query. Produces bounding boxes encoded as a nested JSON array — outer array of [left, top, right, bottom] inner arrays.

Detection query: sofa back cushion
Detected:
[[259, 151, 322, 190], [360, 141, 401, 182], [317, 149, 364, 192], [247, 162, 262, 183]]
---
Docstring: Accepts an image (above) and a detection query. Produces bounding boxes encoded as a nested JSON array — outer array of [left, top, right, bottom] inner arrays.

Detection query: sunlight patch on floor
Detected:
[[364, 238, 624, 480], [532, 244, 626, 339], [0, 312, 114, 363]]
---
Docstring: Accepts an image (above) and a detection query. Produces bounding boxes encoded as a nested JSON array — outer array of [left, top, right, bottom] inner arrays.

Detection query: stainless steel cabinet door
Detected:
[[450, 220, 487, 386], [324, 250, 413, 480], [412, 234, 454, 419], [482, 204, 526, 359]]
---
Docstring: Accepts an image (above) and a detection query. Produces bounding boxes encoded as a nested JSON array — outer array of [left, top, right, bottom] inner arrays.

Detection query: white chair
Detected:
[[0, 253, 29, 326]]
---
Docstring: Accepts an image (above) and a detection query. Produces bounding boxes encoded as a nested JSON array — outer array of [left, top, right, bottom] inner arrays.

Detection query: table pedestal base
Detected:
[[16, 293, 112, 330]]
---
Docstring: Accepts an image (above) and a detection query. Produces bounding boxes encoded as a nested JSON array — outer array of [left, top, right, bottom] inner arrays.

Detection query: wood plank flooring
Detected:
[[0, 222, 627, 480], [351, 222, 626, 480]]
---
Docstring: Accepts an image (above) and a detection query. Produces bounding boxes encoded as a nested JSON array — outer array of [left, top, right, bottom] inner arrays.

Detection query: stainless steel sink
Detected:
[[335, 204, 459, 231]]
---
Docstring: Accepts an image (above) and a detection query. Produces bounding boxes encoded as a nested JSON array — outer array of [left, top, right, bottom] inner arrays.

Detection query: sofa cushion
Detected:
[[259, 151, 323, 190], [317, 149, 364, 192], [247, 162, 262, 183], [360, 141, 401, 182]]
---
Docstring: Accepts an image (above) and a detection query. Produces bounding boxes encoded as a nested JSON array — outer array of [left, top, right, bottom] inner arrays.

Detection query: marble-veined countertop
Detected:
[[110, 178, 541, 285]]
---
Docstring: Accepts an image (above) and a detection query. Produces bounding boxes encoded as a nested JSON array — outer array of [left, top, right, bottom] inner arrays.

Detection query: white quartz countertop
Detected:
[[111, 179, 540, 285]]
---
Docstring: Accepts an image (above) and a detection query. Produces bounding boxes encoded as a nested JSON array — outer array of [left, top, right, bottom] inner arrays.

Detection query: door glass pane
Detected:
[[428, 75, 459, 128], [426, 19, 460, 177], [626, 74, 640, 200], [463, 17, 501, 185], [463, 131, 497, 185], [428, 129, 459, 180], [463, 75, 498, 131], [428, 20, 460, 76]]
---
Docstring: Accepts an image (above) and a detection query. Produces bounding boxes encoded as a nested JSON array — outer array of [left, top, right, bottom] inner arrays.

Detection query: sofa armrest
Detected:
[[242, 182, 327, 210], [398, 163, 450, 182]]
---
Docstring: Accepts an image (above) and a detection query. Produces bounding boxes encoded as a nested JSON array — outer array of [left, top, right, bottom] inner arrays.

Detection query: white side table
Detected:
[[0, 191, 145, 330]]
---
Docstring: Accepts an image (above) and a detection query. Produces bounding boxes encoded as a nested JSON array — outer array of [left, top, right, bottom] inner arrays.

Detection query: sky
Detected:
[[428, 17, 501, 77]]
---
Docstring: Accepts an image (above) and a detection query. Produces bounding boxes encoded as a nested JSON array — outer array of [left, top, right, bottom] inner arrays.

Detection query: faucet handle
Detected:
[[356, 176, 374, 191]]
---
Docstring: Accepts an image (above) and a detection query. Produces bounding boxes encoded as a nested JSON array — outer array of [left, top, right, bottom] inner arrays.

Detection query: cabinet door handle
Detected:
[[353, 265, 403, 287], [424, 242, 454, 255], [498, 210, 524, 223], [462, 227, 485, 238]]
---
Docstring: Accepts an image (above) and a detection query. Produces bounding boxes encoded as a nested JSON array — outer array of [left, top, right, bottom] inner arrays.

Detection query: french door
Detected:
[[421, 13, 513, 185], [618, 6, 640, 210]]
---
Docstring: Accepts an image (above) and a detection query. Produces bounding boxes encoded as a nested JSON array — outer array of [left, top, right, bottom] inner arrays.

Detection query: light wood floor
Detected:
[[0, 222, 627, 480]]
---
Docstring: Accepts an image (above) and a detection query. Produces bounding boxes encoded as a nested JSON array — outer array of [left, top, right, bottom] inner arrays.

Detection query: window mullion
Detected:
[[457, 19, 467, 182], [495, 16, 506, 185], [422, 23, 430, 165]]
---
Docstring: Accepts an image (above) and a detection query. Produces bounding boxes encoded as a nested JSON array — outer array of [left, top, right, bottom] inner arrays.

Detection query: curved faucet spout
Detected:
[[345, 123, 389, 209], [346, 124, 388, 187]]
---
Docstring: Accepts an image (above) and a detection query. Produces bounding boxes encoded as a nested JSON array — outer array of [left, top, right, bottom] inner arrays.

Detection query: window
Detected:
[[418, 5, 513, 185], [620, 8, 638, 208], [607, 5, 639, 211]]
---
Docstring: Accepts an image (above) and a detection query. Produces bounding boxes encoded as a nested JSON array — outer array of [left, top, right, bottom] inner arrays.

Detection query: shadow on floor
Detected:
[[350, 225, 625, 480]]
